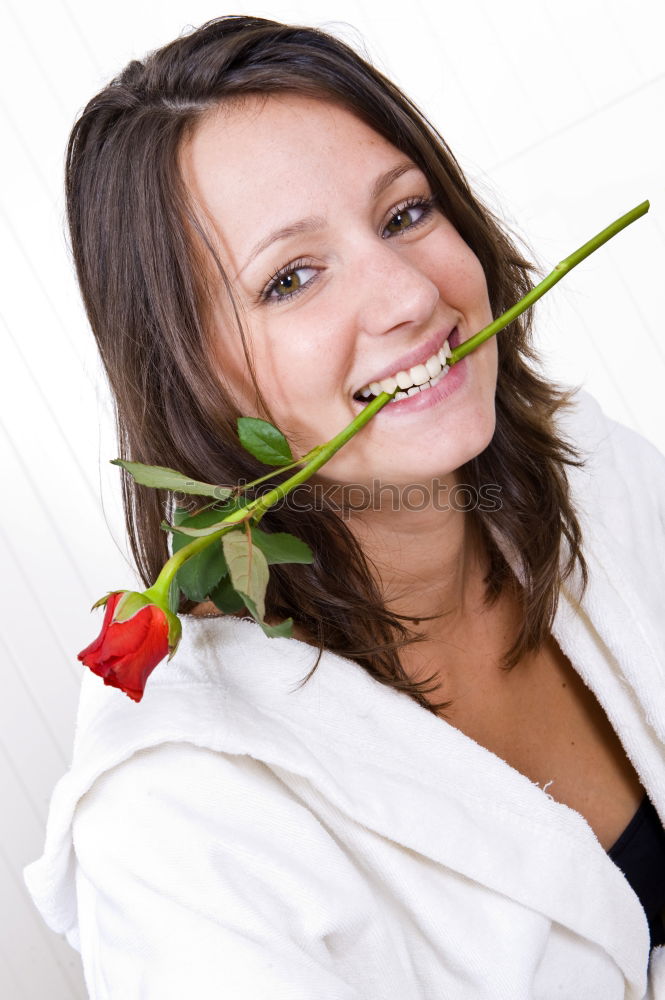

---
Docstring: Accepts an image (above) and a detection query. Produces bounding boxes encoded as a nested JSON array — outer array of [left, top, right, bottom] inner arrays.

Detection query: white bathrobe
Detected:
[[23, 388, 665, 999]]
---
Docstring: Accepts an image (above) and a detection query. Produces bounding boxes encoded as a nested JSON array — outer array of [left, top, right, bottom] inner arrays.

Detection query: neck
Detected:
[[343, 482, 524, 711], [346, 480, 490, 631]]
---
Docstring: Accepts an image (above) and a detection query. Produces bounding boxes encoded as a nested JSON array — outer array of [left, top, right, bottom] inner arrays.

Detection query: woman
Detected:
[[23, 14, 665, 998]]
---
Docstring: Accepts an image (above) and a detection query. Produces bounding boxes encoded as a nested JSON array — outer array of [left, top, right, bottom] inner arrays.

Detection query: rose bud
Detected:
[[77, 590, 182, 703]]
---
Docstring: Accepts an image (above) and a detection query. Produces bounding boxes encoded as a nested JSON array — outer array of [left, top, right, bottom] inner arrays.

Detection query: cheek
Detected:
[[209, 333, 254, 409], [453, 255, 490, 311], [260, 316, 346, 404], [230, 326, 333, 447], [205, 300, 266, 414], [206, 300, 300, 415], [426, 230, 491, 314]]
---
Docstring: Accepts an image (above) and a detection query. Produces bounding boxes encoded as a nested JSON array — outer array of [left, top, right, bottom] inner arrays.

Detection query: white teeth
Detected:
[[437, 339, 452, 366], [379, 375, 398, 394], [356, 336, 456, 400], [429, 367, 448, 387], [387, 364, 450, 404], [408, 363, 430, 385]]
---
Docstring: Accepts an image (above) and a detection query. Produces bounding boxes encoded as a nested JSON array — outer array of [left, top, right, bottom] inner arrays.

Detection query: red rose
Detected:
[[78, 590, 179, 703]]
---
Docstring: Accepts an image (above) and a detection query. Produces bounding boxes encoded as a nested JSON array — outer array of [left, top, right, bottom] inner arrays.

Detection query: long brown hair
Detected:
[[65, 14, 588, 717]]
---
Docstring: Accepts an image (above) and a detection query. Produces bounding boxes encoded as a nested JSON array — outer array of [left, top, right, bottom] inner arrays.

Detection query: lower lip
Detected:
[[354, 328, 468, 419]]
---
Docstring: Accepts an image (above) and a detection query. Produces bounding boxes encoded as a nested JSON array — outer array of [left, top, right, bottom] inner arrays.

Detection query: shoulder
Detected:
[[25, 630, 373, 962], [72, 740, 328, 882], [25, 612, 377, 917], [552, 387, 665, 611], [64, 739, 370, 997], [554, 386, 665, 474], [73, 738, 343, 859], [553, 386, 665, 517], [73, 742, 278, 879]]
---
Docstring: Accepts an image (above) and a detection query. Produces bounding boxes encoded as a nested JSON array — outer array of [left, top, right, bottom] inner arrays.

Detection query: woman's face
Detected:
[[180, 93, 497, 489]]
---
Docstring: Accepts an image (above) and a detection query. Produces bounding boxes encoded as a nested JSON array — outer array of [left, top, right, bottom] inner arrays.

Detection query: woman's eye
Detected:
[[263, 262, 318, 304], [383, 197, 434, 237], [260, 197, 436, 305]]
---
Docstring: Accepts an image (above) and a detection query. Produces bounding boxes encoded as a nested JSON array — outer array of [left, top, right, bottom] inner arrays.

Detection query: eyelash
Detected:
[[260, 194, 438, 305]]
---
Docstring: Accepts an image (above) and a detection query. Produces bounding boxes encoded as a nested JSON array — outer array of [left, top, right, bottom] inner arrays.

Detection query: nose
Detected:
[[352, 238, 440, 338]]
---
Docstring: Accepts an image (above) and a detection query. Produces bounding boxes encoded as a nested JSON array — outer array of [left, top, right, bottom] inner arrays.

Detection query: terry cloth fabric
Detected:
[[23, 388, 665, 999]]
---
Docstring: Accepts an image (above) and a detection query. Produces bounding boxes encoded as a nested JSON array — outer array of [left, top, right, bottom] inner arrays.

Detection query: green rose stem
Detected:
[[233, 443, 326, 492], [145, 198, 650, 609], [448, 199, 650, 365], [144, 392, 390, 608]]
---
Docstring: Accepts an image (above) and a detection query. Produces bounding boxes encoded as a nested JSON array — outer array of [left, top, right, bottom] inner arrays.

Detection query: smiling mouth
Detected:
[[353, 331, 456, 404]]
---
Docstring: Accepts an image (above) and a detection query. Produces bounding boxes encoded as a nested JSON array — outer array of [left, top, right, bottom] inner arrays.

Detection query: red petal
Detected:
[[78, 603, 170, 703], [77, 592, 125, 661]]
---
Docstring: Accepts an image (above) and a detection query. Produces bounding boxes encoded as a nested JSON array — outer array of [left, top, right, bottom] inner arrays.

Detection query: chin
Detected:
[[446, 401, 497, 471], [473, 404, 497, 456]]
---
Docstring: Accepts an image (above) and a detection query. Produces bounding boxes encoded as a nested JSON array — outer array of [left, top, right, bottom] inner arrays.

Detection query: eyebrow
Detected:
[[240, 160, 420, 273]]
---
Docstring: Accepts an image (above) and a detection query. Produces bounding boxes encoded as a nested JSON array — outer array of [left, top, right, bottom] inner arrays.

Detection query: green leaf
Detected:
[[208, 574, 246, 614], [171, 505, 235, 552], [168, 497, 254, 540], [222, 530, 293, 638], [222, 529, 269, 621], [241, 592, 294, 639], [176, 541, 228, 603], [237, 417, 294, 467], [169, 506, 233, 602], [174, 503, 218, 527], [250, 527, 314, 565], [111, 459, 232, 499], [170, 521, 233, 539]]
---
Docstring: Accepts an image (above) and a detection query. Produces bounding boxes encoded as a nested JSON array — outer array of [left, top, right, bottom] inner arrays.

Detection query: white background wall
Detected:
[[2, 0, 664, 995]]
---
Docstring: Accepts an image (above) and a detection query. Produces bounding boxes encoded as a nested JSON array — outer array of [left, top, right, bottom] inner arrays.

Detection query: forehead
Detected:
[[182, 92, 394, 192], [178, 93, 409, 269]]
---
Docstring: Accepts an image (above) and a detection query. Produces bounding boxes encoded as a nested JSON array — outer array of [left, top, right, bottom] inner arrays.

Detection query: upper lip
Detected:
[[353, 324, 457, 395]]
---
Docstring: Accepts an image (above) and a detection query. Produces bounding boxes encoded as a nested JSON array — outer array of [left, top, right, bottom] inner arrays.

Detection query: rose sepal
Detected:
[[113, 588, 183, 657], [112, 590, 154, 622], [165, 610, 182, 659], [89, 589, 124, 612]]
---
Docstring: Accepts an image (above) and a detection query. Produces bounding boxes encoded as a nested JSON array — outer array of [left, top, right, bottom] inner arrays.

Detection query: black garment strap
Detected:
[[607, 793, 665, 949]]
